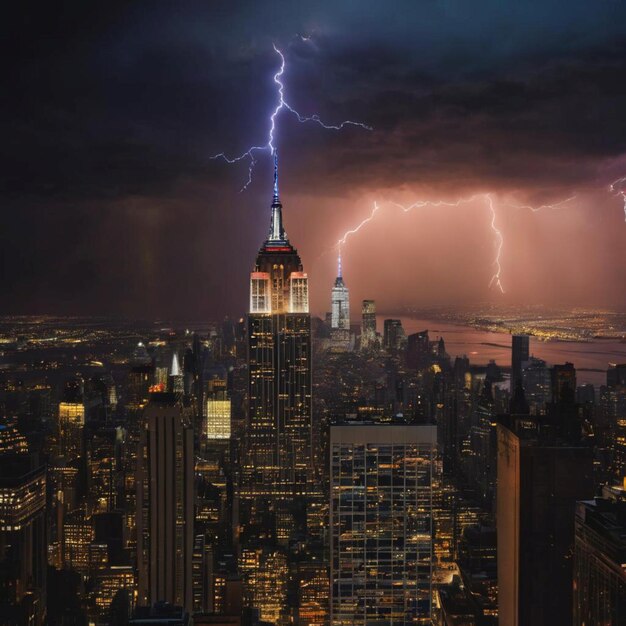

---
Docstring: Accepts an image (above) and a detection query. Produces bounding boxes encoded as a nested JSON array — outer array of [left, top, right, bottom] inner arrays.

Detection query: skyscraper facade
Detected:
[[244, 159, 312, 500], [331, 255, 350, 330], [205, 377, 231, 440], [136, 392, 194, 611], [360, 300, 377, 350], [573, 497, 626, 625], [511, 334, 529, 393], [0, 454, 47, 625], [497, 417, 594, 626], [383, 319, 405, 351], [330, 424, 437, 625]]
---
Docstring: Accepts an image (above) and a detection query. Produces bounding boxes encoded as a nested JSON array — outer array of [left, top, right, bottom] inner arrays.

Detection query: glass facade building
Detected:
[[573, 497, 626, 626], [330, 424, 437, 625]]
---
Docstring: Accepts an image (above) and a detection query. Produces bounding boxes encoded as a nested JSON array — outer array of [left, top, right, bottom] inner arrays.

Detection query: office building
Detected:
[[551, 362, 577, 402], [58, 401, 85, 458], [0, 454, 47, 625], [497, 415, 594, 626], [136, 393, 194, 611], [521, 357, 551, 414], [383, 319, 405, 351], [330, 424, 437, 625], [205, 377, 231, 440], [360, 300, 377, 350], [511, 334, 529, 393], [573, 497, 626, 625]]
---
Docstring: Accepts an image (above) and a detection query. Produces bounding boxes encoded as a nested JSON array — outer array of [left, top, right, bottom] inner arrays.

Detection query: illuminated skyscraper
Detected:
[[360, 300, 377, 350], [244, 156, 312, 500], [331, 254, 350, 330], [205, 377, 231, 440], [58, 401, 85, 458], [136, 393, 194, 611], [169, 350, 185, 394], [330, 424, 437, 625]]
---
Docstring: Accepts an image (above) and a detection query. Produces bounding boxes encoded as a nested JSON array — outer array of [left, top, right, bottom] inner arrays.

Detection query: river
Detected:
[[377, 315, 626, 387]]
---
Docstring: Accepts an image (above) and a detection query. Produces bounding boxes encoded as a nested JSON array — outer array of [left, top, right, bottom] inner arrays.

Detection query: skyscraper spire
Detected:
[[267, 150, 287, 243], [273, 150, 279, 203], [337, 250, 342, 279], [170, 350, 181, 377]]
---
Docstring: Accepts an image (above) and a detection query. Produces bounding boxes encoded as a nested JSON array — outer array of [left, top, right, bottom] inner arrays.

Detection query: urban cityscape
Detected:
[[2, 2, 626, 626]]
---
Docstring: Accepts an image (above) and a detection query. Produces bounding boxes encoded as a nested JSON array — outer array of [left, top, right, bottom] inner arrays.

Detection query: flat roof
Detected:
[[330, 424, 437, 445]]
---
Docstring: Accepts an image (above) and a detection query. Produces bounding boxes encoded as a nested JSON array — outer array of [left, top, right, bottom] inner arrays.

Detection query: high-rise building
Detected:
[[407, 330, 430, 369], [601, 364, 626, 480], [0, 454, 47, 625], [573, 497, 626, 625], [511, 334, 529, 393], [551, 362, 577, 402], [58, 401, 85, 458], [331, 254, 350, 331], [330, 424, 437, 625], [497, 414, 594, 626], [521, 357, 551, 414], [205, 377, 231, 440], [239, 547, 288, 624], [136, 393, 194, 611], [92, 565, 135, 617], [360, 300, 377, 350], [383, 319, 405, 351], [244, 156, 312, 500]]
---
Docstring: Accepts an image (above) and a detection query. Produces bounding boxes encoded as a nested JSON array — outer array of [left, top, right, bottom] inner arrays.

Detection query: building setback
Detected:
[[244, 155, 312, 500]]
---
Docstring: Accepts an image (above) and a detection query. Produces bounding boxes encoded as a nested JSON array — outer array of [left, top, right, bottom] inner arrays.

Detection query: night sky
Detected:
[[2, 1, 626, 318]]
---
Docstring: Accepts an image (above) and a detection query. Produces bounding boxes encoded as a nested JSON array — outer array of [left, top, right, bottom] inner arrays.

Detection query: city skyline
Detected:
[[1, 3, 626, 624], [2, 2, 626, 317]]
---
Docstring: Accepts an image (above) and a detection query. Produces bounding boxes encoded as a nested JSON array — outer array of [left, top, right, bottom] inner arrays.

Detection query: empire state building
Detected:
[[243, 156, 312, 500]]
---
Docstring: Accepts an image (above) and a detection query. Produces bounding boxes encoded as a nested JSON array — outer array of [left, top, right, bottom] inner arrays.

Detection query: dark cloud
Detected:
[[1, 1, 626, 316]]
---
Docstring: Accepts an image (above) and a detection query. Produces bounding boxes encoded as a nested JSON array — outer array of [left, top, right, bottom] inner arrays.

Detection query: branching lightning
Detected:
[[212, 44, 371, 191], [507, 194, 578, 212], [337, 194, 505, 292], [211, 41, 624, 294]]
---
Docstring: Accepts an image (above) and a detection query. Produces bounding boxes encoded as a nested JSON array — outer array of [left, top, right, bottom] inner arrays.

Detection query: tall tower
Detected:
[[330, 254, 350, 330], [497, 415, 594, 626], [244, 154, 312, 500], [511, 334, 529, 393], [136, 392, 194, 611]]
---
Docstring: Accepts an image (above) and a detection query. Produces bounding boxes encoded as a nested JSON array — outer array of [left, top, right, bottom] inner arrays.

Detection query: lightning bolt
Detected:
[[335, 184, 626, 294], [507, 194, 578, 212], [609, 177, 626, 221], [212, 44, 371, 191], [337, 194, 510, 292], [485, 195, 505, 293], [337, 201, 382, 245]]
